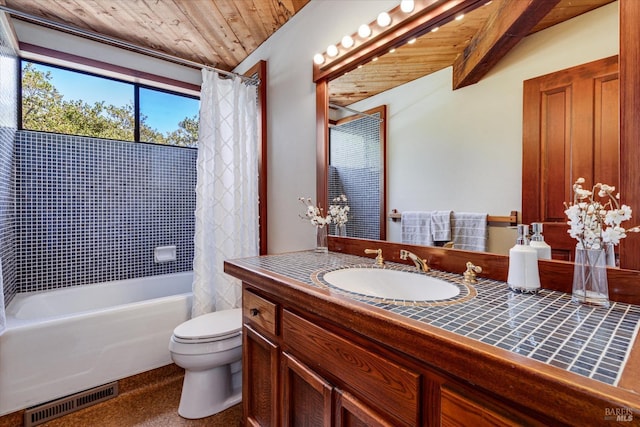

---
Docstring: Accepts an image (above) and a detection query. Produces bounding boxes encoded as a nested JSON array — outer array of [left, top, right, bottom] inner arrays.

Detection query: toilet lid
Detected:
[[173, 308, 242, 341]]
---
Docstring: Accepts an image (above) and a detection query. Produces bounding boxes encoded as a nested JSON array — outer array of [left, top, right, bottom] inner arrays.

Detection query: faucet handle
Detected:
[[463, 261, 482, 284], [364, 248, 384, 266]]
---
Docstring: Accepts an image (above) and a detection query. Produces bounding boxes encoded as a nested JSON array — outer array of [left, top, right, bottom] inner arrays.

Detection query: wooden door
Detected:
[[522, 56, 619, 261]]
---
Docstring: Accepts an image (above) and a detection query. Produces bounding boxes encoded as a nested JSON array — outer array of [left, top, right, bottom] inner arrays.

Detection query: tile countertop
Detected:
[[229, 251, 640, 388]]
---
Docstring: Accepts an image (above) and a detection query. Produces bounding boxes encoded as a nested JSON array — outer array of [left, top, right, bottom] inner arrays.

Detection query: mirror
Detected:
[[316, 1, 630, 260], [328, 104, 386, 240]]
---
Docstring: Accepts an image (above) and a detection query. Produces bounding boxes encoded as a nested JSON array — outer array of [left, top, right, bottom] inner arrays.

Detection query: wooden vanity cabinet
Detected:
[[243, 286, 420, 426], [242, 284, 553, 427]]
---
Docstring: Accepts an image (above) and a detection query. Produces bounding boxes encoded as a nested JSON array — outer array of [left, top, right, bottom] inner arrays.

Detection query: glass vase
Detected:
[[604, 242, 617, 267], [336, 224, 347, 237], [315, 225, 328, 253], [571, 246, 610, 308]]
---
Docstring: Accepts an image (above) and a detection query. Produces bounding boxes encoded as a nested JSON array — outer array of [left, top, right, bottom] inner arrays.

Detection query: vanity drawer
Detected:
[[243, 289, 278, 337], [282, 309, 420, 426]]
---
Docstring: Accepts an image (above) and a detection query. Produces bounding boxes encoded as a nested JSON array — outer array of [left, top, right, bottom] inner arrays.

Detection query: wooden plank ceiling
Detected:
[[2, 0, 310, 70], [329, 0, 615, 106], [1, 0, 614, 105]]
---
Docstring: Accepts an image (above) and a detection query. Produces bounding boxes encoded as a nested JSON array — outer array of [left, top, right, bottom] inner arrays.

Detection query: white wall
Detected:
[[237, 1, 618, 254], [234, 1, 397, 253]]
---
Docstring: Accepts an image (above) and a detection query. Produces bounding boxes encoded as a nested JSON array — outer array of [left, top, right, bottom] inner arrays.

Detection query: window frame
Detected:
[[19, 57, 200, 147]]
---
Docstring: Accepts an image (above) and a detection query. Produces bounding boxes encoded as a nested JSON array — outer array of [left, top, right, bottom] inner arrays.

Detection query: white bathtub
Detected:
[[0, 272, 193, 416]]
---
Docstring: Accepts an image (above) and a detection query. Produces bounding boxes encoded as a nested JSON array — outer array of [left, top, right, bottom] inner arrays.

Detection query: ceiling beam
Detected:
[[452, 0, 561, 90]]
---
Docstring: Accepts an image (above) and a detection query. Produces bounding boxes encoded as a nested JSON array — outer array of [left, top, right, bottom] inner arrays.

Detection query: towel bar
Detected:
[[388, 209, 518, 226]]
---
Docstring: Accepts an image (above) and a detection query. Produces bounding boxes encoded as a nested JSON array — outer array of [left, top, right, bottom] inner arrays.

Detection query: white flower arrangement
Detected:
[[299, 194, 349, 228], [328, 194, 350, 227], [299, 197, 331, 227], [564, 177, 640, 249]]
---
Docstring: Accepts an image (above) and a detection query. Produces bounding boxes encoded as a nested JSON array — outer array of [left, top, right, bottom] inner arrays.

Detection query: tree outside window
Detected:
[[21, 61, 199, 147]]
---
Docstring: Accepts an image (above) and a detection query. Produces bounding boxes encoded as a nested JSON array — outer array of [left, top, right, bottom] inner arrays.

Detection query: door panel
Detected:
[[523, 56, 619, 261], [281, 352, 332, 427]]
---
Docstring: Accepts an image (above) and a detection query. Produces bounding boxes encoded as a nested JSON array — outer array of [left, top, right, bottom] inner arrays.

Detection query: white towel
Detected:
[[401, 211, 434, 246], [451, 212, 488, 252], [431, 210, 452, 241]]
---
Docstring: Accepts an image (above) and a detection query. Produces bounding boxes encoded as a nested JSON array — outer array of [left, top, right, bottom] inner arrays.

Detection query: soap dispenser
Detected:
[[507, 224, 540, 293], [530, 222, 551, 260]]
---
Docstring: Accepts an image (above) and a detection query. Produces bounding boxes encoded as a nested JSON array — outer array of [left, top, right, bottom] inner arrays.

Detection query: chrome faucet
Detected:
[[399, 250, 430, 272]]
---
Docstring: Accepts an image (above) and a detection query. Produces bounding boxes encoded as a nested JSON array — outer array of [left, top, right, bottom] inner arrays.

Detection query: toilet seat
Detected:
[[173, 308, 242, 344]]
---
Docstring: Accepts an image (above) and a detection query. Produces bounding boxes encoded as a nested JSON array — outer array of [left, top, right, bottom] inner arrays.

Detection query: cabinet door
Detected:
[[335, 389, 395, 427], [244, 325, 279, 427], [283, 309, 421, 426], [281, 352, 332, 427]]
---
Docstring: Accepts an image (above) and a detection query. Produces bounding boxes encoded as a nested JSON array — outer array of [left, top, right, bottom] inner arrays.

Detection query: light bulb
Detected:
[[455, 14, 465, 21], [377, 12, 391, 27], [341, 35, 354, 48], [407, 38, 416, 44], [358, 24, 371, 38], [326, 44, 339, 57], [313, 53, 325, 65], [400, 0, 414, 13], [431, 26, 439, 33]]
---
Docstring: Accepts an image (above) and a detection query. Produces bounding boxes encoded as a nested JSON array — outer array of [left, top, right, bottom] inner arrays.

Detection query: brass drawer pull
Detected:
[[250, 308, 260, 316]]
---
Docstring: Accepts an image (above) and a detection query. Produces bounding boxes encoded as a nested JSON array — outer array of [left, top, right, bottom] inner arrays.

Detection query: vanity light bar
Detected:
[[312, 0, 420, 66], [312, 0, 484, 80]]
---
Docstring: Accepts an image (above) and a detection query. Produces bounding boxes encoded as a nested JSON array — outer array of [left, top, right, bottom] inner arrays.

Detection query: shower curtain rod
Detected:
[[0, 6, 259, 86], [329, 103, 384, 122]]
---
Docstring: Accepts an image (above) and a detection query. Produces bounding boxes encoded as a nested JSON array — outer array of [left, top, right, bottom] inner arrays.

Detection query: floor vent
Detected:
[[24, 382, 119, 427]]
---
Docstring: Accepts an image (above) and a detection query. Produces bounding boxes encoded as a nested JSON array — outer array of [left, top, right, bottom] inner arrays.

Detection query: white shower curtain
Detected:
[[192, 69, 259, 316]]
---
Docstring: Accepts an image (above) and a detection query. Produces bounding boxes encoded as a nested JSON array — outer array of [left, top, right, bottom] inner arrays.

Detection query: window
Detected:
[[139, 87, 199, 146], [21, 60, 199, 147]]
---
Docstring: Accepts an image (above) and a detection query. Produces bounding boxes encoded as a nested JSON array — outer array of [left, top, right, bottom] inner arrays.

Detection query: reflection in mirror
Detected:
[[328, 105, 386, 240], [323, 1, 618, 256]]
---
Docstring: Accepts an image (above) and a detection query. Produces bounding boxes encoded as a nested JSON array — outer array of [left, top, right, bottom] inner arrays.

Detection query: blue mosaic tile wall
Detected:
[[0, 17, 18, 307], [15, 131, 197, 292]]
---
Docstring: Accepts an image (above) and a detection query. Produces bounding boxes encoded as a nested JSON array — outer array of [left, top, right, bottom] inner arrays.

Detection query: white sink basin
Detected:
[[322, 268, 460, 301]]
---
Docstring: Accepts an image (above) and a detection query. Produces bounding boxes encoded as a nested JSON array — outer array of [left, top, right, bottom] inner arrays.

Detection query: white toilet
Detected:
[[169, 308, 243, 419]]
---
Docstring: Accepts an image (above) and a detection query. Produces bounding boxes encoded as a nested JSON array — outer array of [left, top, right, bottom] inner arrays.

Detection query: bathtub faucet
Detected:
[[399, 250, 430, 272]]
